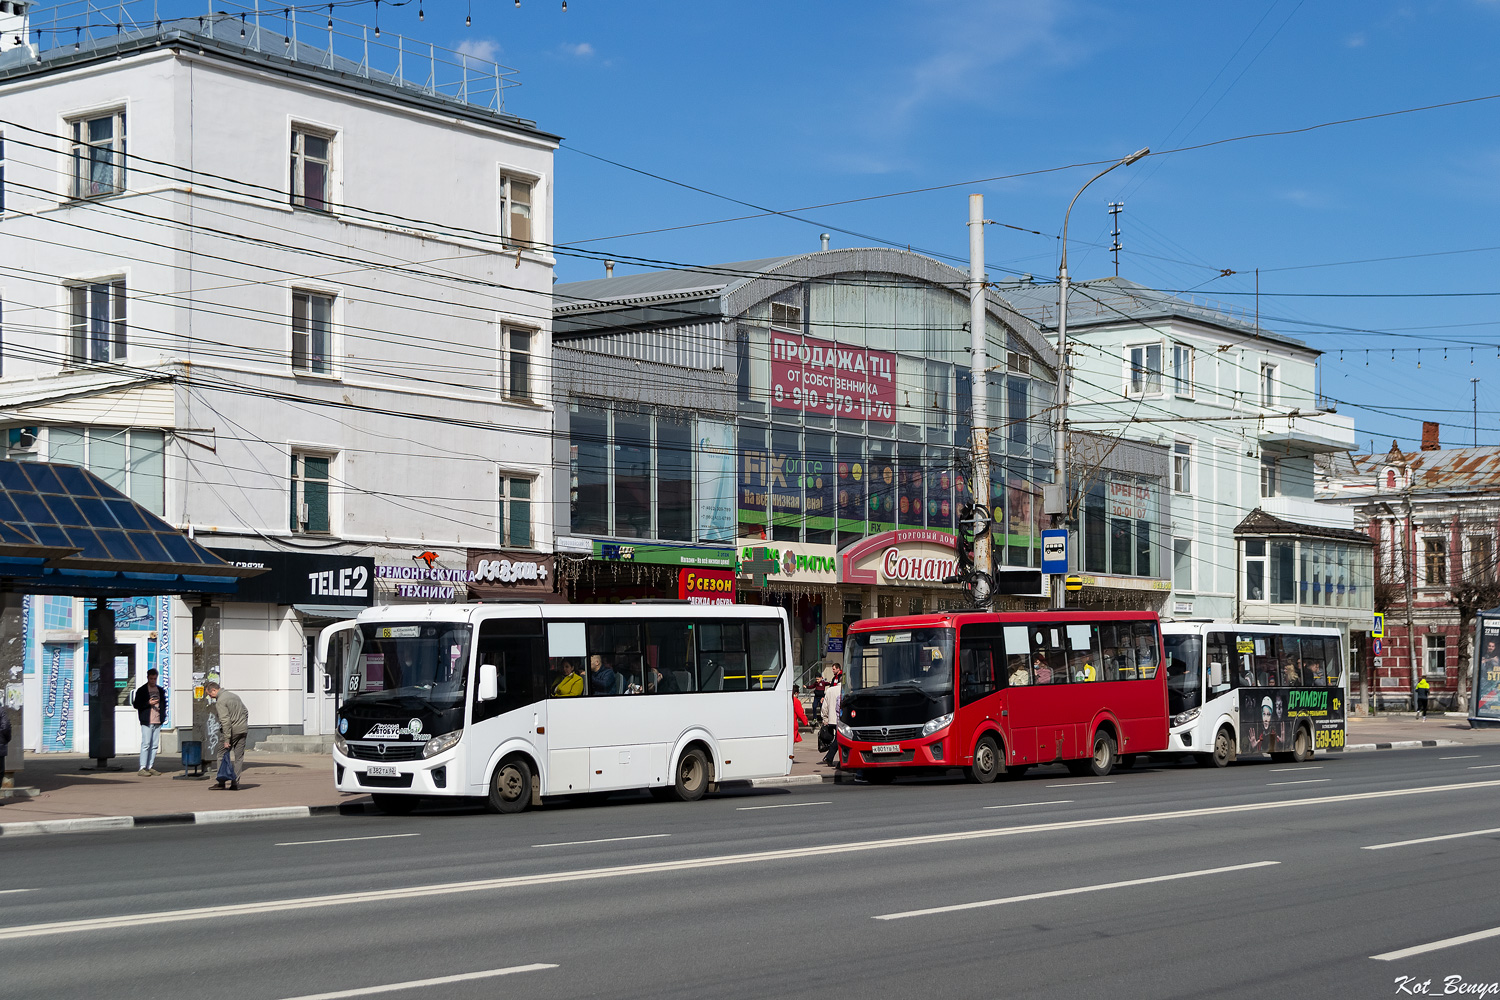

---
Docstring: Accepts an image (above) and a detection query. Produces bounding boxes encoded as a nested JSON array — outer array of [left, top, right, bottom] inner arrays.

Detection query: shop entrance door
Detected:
[[302, 634, 338, 736]]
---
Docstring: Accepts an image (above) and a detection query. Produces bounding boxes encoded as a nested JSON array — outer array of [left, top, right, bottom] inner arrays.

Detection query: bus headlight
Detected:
[[922, 713, 953, 737], [334, 733, 348, 755], [836, 722, 853, 739], [1172, 708, 1200, 727], [422, 730, 463, 758]]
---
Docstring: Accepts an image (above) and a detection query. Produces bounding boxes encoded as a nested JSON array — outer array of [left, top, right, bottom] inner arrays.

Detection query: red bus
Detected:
[[837, 611, 1168, 782]]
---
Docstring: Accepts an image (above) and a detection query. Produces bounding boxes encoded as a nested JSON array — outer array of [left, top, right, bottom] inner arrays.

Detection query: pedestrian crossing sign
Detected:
[[1372, 612, 1384, 639]]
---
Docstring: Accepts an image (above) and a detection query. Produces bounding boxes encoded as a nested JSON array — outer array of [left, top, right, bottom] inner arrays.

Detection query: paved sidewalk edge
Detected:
[[1343, 739, 1461, 752]]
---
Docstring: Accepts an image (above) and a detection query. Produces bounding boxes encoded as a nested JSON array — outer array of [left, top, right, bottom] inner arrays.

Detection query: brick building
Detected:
[[1319, 424, 1500, 711]]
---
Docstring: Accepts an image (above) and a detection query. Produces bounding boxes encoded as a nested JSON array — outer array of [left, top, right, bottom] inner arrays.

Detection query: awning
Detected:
[[293, 604, 365, 620]]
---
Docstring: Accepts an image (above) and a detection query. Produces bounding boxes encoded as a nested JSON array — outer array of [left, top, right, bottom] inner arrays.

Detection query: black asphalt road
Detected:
[[5, 746, 1500, 1000]]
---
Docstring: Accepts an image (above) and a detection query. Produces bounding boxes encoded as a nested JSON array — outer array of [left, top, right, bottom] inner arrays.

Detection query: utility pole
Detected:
[[969, 194, 992, 587], [1402, 477, 1420, 712], [1108, 202, 1123, 277]]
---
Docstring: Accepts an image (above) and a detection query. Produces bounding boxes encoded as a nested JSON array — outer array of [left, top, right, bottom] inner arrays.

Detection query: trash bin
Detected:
[[180, 739, 203, 776]]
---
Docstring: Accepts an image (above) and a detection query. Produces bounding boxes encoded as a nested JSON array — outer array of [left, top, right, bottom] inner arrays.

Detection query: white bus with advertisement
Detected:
[[318, 602, 793, 814], [1160, 621, 1346, 767]]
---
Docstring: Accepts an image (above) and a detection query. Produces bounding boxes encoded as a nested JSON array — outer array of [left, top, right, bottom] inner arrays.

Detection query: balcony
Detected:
[[1259, 409, 1356, 455]]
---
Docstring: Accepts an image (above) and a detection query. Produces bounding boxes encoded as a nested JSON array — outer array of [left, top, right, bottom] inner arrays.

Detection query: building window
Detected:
[[500, 174, 533, 247], [70, 109, 126, 199], [1171, 343, 1193, 397], [1271, 540, 1296, 604], [1470, 536, 1493, 584], [1126, 343, 1162, 396], [68, 278, 126, 363], [1260, 363, 1277, 407], [1424, 538, 1447, 587], [505, 327, 533, 400], [291, 291, 334, 374], [1425, 634, 1447, 676], [1173, 441, 1191, 493], [50, 426, 166, 514], [290, 127, 333, 211], [1173, 537, 1192, 590], [770, 301, 802, 332], [291, 453, 332, 534], [1260, 458, 1279, 498], [500, 475, 532, 548], [1244, 538, 1266, 601]]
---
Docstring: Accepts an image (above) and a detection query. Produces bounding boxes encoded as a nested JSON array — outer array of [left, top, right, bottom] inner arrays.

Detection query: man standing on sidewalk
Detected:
[[132, 668, 167, 775], [820, 668, 843, 768], [205, 681, 248, 790]]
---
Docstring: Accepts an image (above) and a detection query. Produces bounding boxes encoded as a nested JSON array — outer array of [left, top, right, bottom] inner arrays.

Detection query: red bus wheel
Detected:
[[966, 734, 1002, 784]]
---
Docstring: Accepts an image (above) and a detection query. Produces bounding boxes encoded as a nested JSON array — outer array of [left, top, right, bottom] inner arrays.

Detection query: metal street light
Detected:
[[1049, 147, 1149, 609]]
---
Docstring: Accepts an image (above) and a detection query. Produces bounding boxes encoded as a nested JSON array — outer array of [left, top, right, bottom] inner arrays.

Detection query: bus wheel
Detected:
[[1086, 731, 1117, 777], [862, 769, 896, 784], [486, 756, 532, 814], [673, 747, 711, 802], [371, 794, 418, 815], [1210, 726, 1235, 768], [1291, 726, 1314, 763], [966, 735, 1002, 784]]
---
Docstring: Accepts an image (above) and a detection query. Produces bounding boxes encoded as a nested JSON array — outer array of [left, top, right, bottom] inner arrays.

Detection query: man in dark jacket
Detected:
[[132, 668, 167, 775], [205, 681, 248, 790]]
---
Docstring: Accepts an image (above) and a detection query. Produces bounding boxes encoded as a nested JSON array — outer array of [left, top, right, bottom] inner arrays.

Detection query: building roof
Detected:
[[1233, 507, 1372, 544], [1349, 444, 1500, 495], [0, 11, 555, 140], [555, 257, 801, 311], [993, 275, 1314, 353]]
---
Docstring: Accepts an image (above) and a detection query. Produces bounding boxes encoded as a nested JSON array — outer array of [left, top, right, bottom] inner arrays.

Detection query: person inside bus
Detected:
[[552, 659, 584, 697], [1008, 657, 1031, 686], [589, 653, 618, 695], [647, 660, 679, 694], [1031, 651, 1053, 685], [614, 643, 645, 694]]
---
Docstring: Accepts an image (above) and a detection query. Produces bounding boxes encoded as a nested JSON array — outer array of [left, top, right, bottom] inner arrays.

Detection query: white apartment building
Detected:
[[997, 276, 1361, 628], [0, 5, 557, 751]]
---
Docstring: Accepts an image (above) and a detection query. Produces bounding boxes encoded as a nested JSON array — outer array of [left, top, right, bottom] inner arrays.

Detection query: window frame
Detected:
[[1424, 634, 1447, 677], [66, 276, 127, 365], [47, 425, 166, 514], [503, 325, 535, 402], [499, 473, 534, 550], [290, 123, 336, 213], [1423, 537, 1448, 587], [1124, 341, 1164, 398], [68, 107, 127, 200], [1172, 440, 1192, 494], [1171, 342, 1194, 398], [499, 171, 537, 249], [1260, 457, 1279, 498], [1260, 362, 1278, 408], [1243, 538, 1268, 603], [290, 450, 336, 536], [1173, 537, 1193, 591], [290, 288, 337, 376], [1469, 535, 1493, 584]]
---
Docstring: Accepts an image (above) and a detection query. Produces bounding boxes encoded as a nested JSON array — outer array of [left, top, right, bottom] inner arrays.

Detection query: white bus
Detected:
[[317, 602, 794, 814], [1160, 621, 1346, 767]]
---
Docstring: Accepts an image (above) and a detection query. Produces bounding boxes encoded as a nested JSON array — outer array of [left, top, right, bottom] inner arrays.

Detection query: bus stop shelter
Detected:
[[0, 460, 257, 780]]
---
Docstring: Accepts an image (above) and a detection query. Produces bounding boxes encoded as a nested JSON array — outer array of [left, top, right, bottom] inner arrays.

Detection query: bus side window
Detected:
[[1097, 623, 1122, 682], [1067, 623, 1099, 682], [697, 623, 748, 691], [1132, 622, 1159, 679], [1322, 636, 1343, 686], [1304, 636, 1330, 687], [747, 622, 785, 690], [958, 625, 999, 703], [1234, 635, 1257, 688], [473, 619, 542, 722], [1001, 625, 1030, 686], [1029, 627, 1067, 684], [645, 621, 697, 694], [1207, 632, 1232, 694], [1281, 636, 1306, 687]]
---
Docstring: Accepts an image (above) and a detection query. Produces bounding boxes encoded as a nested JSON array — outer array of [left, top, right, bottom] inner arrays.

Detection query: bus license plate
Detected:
[[871, 744, 902, 754], [366, 765, 399, 778]]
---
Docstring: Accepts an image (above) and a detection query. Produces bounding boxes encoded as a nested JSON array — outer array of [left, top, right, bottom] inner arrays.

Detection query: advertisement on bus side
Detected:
[[1238, 687, 1345, 755]]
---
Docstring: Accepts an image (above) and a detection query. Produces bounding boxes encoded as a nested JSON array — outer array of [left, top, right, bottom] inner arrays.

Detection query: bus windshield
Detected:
[[846, 628, 955, 696], [341, 622, 471, 738], [1163, 633, 1202, 716]]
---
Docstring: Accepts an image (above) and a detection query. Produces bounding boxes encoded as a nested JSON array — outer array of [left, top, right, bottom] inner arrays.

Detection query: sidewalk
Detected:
[[1345, 712, 1500, 749]]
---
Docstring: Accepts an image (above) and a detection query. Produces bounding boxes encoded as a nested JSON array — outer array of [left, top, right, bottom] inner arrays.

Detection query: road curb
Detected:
[[1343, 739, 1461, 752], [0, 802, 365, 838]]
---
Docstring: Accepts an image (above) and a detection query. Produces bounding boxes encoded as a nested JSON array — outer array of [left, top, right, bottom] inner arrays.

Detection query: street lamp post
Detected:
[[1049, 147, 1149, 609]]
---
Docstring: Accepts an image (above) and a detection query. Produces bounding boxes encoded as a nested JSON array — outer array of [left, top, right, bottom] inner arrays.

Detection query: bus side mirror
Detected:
[[478, 662, 499, 702]]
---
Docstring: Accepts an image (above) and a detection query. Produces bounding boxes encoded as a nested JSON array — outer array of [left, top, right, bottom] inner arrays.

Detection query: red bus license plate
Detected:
[[870, 744, 902, 754]]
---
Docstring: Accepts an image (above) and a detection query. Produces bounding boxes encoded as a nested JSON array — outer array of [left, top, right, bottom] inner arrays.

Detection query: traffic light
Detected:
[[955, 503, 994, 608]]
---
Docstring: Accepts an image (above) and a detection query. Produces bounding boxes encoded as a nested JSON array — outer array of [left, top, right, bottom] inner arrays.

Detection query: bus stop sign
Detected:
[[1041, 530, 1068, 575]]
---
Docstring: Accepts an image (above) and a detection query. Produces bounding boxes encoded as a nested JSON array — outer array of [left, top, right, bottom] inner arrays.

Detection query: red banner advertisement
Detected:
[[678, 567, 737, 606], [769, 332, 896, 424]]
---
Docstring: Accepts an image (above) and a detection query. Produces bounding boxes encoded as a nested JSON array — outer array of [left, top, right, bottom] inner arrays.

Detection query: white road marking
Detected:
[[0, 890, 34, 896], [1268, 766, 1323, 772], [1045, 781, 1114, 788], [532, 834, 671, 848], [736, 801, 831, 811], [1266, 779, 1330, 786], [7, 779, 1500, 942], [275, 964, 558, 999], [1363, 826, 1500, 851], [277, 834, 421, 847], [1469, 764, 1500, 770], [983, 800, 1074, 810], [1372, 926, 1500, 961], [1440, 755, 1481, 760], [874, 861, 1280, 920]]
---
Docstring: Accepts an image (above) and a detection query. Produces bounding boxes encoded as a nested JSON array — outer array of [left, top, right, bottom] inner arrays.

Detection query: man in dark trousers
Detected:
[[205, 681, 249, 790], [132, 668, 168, 776]]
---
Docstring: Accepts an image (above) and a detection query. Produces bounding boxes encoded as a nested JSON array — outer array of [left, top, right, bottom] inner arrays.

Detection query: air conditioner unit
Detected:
[[299, 502, 310, 526]]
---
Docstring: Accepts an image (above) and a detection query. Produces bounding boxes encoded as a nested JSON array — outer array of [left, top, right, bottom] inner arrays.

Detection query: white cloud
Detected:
[[559, 41, 595, 58], [456, 38, 500, 63], [1345, 32, 1367, 47]]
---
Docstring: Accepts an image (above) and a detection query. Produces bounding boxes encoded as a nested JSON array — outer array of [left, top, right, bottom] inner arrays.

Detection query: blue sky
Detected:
[[158, 1, 1500, 449]]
